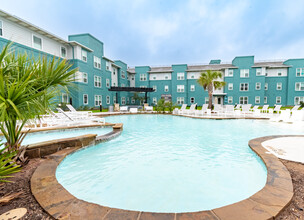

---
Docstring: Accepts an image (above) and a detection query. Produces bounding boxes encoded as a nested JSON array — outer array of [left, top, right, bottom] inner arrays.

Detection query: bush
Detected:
[[0, 144, 21, 183], [165, 101, 177, 113], [300, 101, 304, 108], [156, 99, 166, 113]]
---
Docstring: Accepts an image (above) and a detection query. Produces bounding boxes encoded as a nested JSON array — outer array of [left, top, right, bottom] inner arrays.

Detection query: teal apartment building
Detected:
[[1, 9, 304, 108]]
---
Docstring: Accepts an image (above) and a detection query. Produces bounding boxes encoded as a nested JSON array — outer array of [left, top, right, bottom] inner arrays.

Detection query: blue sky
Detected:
[[1, 0, 304, 66]]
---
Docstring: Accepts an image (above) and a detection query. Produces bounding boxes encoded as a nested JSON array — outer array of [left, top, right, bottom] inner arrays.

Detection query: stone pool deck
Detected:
[[31, 135, 294, 220]]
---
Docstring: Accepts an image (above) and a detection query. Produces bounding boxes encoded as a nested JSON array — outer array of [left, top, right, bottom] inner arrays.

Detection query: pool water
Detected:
[[20, 127, 112, 145], [56, 115, 304, 212]]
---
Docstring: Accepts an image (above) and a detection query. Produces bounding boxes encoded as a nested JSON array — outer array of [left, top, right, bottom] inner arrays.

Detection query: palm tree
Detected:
[[0, 43, 78, 152], [197, 70, 226, 109]]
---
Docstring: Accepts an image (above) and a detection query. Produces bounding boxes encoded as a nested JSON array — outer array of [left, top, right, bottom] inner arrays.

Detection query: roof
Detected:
[[252, 61, 289, 68], [187, 64, 238, 72], [108, 86, 154, 92], [148, 66, 173, 73], [127, 68, 136, 74], [0, 9, 93, 52], [102, 56, 114, 62]]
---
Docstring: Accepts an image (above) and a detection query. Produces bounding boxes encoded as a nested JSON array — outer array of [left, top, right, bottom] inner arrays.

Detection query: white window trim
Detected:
[[296, 68, 304, 77], [106, 79, 110, 88], [228, 70, 234, 77], [190, 97, 195, 103], [240, 69, 249, 78], [81, 50, 87, 62], [153, 85, 157, 92], [62, 93, 68, 103], [239, 96, 249, 104], [256, 68, 262, 76], [255, 82, 261, 90], [94, 56, 101, 69], [94, 95, 102, 106], [177, 85, 185, 93], [295, 82, 304, 91], [106, 96, 110, 104], [276, 82, 282, 90], [60, 46, 67, 58], [190, 85, 195, 91], [177, 72, 185, 80], [94, 75, 102, 88], [164, 85, 169, 92], [83, 72, 88, 84], [264, 97, 267, 104], [228, 96, 233, 104], [255, 96, 260, 104], [32, 34, 43, 50], [83, 94, 88, 105], [265, 83, 268, 90], [239, 83, 249, 91], [276, 96, 281, 104], [228, 83, 233, 90]]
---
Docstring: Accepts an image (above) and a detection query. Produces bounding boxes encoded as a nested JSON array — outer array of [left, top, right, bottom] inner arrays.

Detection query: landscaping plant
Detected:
[[197, 70, 226, 109], [0, 43, 77, 155], [0, 143, 20, 182]]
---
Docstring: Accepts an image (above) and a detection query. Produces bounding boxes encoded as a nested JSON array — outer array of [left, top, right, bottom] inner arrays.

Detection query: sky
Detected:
[[1, 0, 304, 66]]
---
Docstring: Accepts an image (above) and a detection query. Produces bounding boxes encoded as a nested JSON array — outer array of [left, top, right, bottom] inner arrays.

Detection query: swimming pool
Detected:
[[20, 127, 112, 145], [56, 115, 304, 213]]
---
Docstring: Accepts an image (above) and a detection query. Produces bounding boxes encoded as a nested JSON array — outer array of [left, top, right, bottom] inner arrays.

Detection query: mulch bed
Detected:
[[0, 158, 303, 219]]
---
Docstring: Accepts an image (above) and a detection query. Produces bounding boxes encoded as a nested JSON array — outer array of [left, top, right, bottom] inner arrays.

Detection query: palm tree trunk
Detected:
[[208, 85, 213, 109]]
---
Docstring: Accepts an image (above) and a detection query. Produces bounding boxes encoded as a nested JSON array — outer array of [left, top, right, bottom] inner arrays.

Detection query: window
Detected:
[[153, 97, 157, 104], [152, 76, 156, 80], [113, 68, 116, 75], [153, 85, 157, 92], [0, 20, 2, 36], [239, 96, 248, 104], [190, 74, 195, 79], [295, 97, 304, 105], [256, 82, 261, 90], [33, 35, 42, 50], [94, 56, 101, 69], [164, 85, 169, 92], [165, 74, 169, 80], [190, 85, 195, 91], [256, 68, 262, 76], [113, 96, 116, 104], [255, 96, 260, 104], [106, 61, 110, 70], [140, 74, 147, 81], [60, 46, 67, 58], [265, 83, 268, 90], [81, 50, 87, 62], [121, 71, 125, 79], [228, 83, 233, 90], [295, 82, 304, 91], [277, 82, 282, 90], [228, 96, 233, 104], [121, 97, 126, 105], [240, 83, 249, 91], [177, 72, 184, 80], [131, 98, 135, 104], [127, 97, 130, 104], [264, 97, 267, 104], [240, 69, 249, 78], [106, 79, 110, 88], [83, 72, 88, 83], [296, 68, 304, 77], [278, 72, 282, 76], [131, 76, 135, 80], [94, 95, 102, 106], [140, 86, 147, 88], [106, 96, 110, 104], [83, 94, 88, 105], [177, 85, 184, 93], [62, 93, 68, 103], [177, 97, 184, 104], [276, 96, 281, 104], [190, 97, 195, 104], [205, 97, 209, 104], [94, 76, 101, 88], [228, 70, 234, 77]]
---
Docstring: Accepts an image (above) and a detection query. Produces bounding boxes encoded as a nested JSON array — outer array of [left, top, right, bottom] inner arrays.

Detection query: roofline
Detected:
[[68, 41, 93, 52], [0, 9, 69, 45], [102, 56, 114, 62], [68, 33, 104, 45]]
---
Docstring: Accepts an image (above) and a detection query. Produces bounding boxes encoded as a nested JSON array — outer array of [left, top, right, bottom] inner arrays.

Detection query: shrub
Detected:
[[0, 144, 20, 182]]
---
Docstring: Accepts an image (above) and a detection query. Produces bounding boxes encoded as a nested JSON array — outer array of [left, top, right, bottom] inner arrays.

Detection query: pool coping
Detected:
[[31, 134, 295, 220], [25, 123, 121, 159]]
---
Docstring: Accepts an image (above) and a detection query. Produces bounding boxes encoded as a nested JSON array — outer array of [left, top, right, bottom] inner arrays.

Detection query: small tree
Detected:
[[0, 43, 77, 153], [197, 70, 226, 109]]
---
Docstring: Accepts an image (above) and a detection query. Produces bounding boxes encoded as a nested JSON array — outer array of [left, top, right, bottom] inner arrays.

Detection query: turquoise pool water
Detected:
[[20, 127, 112, 145], [56, 115, 304, 212]]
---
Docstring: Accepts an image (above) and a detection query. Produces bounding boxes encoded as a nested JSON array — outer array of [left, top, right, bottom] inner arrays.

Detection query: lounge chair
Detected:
[[261, 105, 269, 113], [56, 108, 105, 124], [184, 103, 197, 115], [271, 109, 290, 122], [66, 104, 92, 118], [213, 104, 223, 115], [224, 105, 235, 116], [273, 105, 282, 114], [291, 105, 300, 113], [284, 110, 304, 123], [235, 104, 241, 110], [195, 104, 208, 116], [251, 106, 259, 112], [120, 106, 128, 112], [144, 106, 153, 111], [130, 108, 138, 113], [178, 104, 187, 115], [241, 105, 251, 116]]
